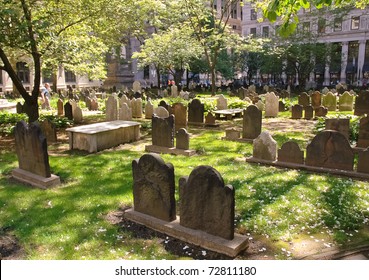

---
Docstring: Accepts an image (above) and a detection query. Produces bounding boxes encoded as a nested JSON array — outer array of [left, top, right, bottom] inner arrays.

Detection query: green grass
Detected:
[[1, 106, 369, 260]]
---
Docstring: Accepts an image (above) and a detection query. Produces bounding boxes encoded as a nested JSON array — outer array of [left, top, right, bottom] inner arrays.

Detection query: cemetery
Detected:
[[1, 86, 369, 261]]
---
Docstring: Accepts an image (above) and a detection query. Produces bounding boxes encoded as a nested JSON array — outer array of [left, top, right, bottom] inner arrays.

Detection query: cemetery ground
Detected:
[[1, 98, 369, 260]]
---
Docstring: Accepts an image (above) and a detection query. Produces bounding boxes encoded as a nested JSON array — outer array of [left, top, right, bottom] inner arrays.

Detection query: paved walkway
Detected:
[[301, 244, 369, 260]]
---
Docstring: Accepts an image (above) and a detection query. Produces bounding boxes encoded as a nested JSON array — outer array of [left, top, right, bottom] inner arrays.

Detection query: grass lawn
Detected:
[[0, 96, 369, 260]]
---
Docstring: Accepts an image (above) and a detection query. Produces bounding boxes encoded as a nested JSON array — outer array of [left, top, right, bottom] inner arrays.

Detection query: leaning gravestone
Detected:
[[291, 104, 303, 119], [357, 116, 369, 149], [315, 106, 328, 117], [357, 148, 369, 174], [252, 131, 277, 161], [311, 91, 321, 109], [354, 91, 369, 116], [242, 105, 262, 140], [64, 102, 73, 120], [298, 92, 310, 107], [339, 91, 354, 111], [106, 95, 118, 121], [265, 92, 279, 117], [12, 121, 60, 188], [278, 141, 304, 164], [118, 103, 132, 121], [304, 105, 314, 120], [322, 92, 337, 111], [305, 130, 354, 171], [152, 114, 175, 148], [57, 99, 64, 116], [188, 98, 204, 124], [325, 118, 350, 140], [179, 165, 235, 240], [145, 100, 154, 119], [176, 128, 190, 150], [217, 94, 228, 110], [132, 153, 176, 221], [40, 119, 57, 143], [172, 102, 187, 131]]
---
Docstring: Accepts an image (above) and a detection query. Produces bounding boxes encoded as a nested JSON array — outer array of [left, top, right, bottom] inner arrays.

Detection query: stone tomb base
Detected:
[[124, 208, 248, 257], [145, 145, 196, 156], [66, 120, 140, 153], [12, 168, 61, 189]]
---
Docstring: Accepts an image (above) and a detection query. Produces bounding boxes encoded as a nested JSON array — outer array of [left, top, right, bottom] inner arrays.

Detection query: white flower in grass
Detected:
[[202, 251, 207, 256], [183, 246, 189, 250]]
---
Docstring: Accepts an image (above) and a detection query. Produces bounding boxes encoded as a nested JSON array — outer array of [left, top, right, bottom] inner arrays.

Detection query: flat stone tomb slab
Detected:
[[66, 120, 140, 153], [213, 109, 243, 120], [124, 209, 248, 258], [145, 145, 196, 156]]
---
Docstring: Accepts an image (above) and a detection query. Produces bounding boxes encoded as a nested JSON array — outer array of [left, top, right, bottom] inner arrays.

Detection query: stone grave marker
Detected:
[[291, 104, 303, 119], [132, 153, 176, 221], [279, 100, 286, 112], [155, 106, 170, 118], [322, 87, 329, 94], [255, 100, 265, 111], [106, 95, 118, 121], [131, 98, 143, 118], [188, 98, 204, 124], [265, 92, 279, 117], [252, 131, 277, 161], [278, 141, 304, 164], [152, 114, 175, 148], [357, 148, 369, 173], [120, 95, 131, 108], [311, 91, 321, 109], [85, 97, 92, 110], [179, 165, 235, 240], [145, 100, 154, 119], [56, 99, 63, 116], [242, 105, 262, 140], [298, 92, 310, 107], [16, 102, 23, 114], [40, 119, 57, 143], [358, 116, 369, 148], [205, 112, 217, 126], [172, 102, 187, 131], [90, 98, 99, 111], [322, 92, 337, 111], [179, 90, 190, 100], [159, 100, 169, 111], [304, 105, 314, 120], [171, 85, 178, 97], [338, 91, 354, 111], [354, 91, 369, 116], [225, 127, 240, 140], [73, 106, 83, 123], [118, 103, 132, 121], [217, 94, 227, 110], [176, 128, 190, 150], [305, 130, 354, 171], [133, 81, 141, 93], [315, 106, 328, 117], [64, 101, 73, 120], [325, 118, 350, 140]]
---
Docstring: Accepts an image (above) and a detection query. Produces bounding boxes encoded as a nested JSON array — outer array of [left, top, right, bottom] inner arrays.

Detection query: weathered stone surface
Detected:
[[172, 102, 187, 131], [315, 106, 328, 117], [176, 128, 190, 150], [132, 80, 141, 93], [73, 106, 83, 123], [85, 97, 92, 110], [179, 166, 235, 240], [339, 91, 354, 111], [242, 105, 262, 139], [225, 127, 240, 140], [217, 94, 227, 110], [305, 130, 354, 171], [311, 91, 322, 109], [357, 148, 369, 173], [322, 92, 337, 111], [90, 98, 99, 111], [304, 105, 314, 120], [40, 119, 57, 143], [171, 85, 178, 97], [188, 98, 204, 124], [155, 106, 170, 118], [145, 100, 154, 119], [325, 118, 350, 140], [106, 95, 118, 121], [132, 153, 176, 222], [291, 104, 303, 119], [298, 92, 310, 107], [64, 102, 73, 120], [354, 90, 369, 116], [252, 131, 277, 161], [131, 98, 143, 118], [265, 92, 279, 117], [120, 95, 131, 108], [14, 121, 51, 177], [205, 112, 216, 125], [159, 100, 169, 111], [119, 103, 132, 121], [255, 100, 265, 111], [278, 141, 304, 164], [358, 116, 369, 148], [152, 114, 175, 148], [279, 100, 286, 112]]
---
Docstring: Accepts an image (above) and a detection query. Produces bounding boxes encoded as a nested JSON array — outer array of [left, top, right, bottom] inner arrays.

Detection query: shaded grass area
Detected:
[[0, 118, 369, 260]]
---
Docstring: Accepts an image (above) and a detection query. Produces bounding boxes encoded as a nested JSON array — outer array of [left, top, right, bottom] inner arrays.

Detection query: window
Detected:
[[144, 65, 149, 80], [250, 9, 257, 20], [318, 18, 326, 34], [351, 16, 360, 30], [262, 26, 269, 38], [250, 27, 257, 37], [0, 71, 2, 84], [65, 70, 76, 82], [302, 22, 310, 32], [334, 18, 342, 31], [42, 71, 53, 83], [231, 3, 237, 19], [16, 62, 30, 83]]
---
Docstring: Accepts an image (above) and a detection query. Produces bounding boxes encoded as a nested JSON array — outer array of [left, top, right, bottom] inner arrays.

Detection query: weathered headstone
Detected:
[[325, 118, 350, 140], [132, 80, 141, 93], [179, 165, 235, 240], [315, 106, 328, 117], [357, 148, 369, 173], [152, 114, 175, 148], [90, 98, 99, 111], [304, 105, 314, 120], [255, 100, 265, 111], [311, 91, 321, 109], [64, 102, 73, 120], [217, 94, 228, 110], [188, 98, 204, 124], [339, 91, 354, 111], [176, 128, 190, 150], [305, 130, 354, 171], [358, 116, 369, 148], [155, 106, 170, 118], [85, 97, 92, 110], [131, 98, 143, 118], [40, 119, 57, 143], [57, 99, 64, 116], [278, 141, 304, 164], [145, 100, 154, 119], [132, 153, 176, 221], [159, 100, 169, 111], [172, 102, 187, 131], [171, 85, 178, 97], [106, 95, 118, 121], [265, 92, 279, 117], [322, 92, 337, 111], [242, 105, 262, 139], [291, 104, 303, 119], [252, 131, 277, 161], [120, 95, 131, 108], [118, 103, 132, 121], [298, 92, 310, 107], [73, 106, 83, 123], [354, 91, 369, 116], [205, 112, 217, 126], [279, 100, 286, 112]]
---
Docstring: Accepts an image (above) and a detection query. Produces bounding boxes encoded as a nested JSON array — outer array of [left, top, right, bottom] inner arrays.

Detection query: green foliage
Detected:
[[228, 99, 251, 109], [0, 112, 27, 135], [39, 114, 73, 129]]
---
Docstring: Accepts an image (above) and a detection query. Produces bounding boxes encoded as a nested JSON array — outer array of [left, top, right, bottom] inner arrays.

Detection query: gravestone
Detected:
[[64, 102, 73, 120], [238, 87, 247, 99], [315, 106, 328, 117], [279, 100, 286, 112], [57, 99, 64, 116], [242, 105, 262, 139], [152, 114, 175, 148], [131, 98, 143, 118], [358, 116, 369, 148], [357, 148, 369, 174], [265, 92, 279, 117], [133, 81, 141, 93], [171, 85, 178, 97], [252, 131, 277, 161], [132, 153, 176, 221], [106, 95, 118, 121], [305, 130, 354, 171], [159, 100, 169, 111], [16, 102, 23, 114], [278, 141, 304, 164], [304, 105, 314, 120], [172, 103, 187, 131], [291, 104, 303, 119], [354, 91, 369, 116], [311, 91, 321, 109], [40, 119, 57, 143], [188, 98, 204, 124], [248, 85, 256, 92], [325, 118, 350, 140], [85, 97, 92, 110], [90, 98, 99, 111], [298, 92, 310, 107], [155, 106, 170, 118], [205, 112, 217, 126], [217, 94, 227, 110], [179, 165, 235, 240], [176, 128, 190, 150], [118, 103, 132, 121], [255, 100, 265, 111], [120, 95, 131, 108], [73, 106, 83, 123], [180, 90, 190, 100], [322, 87, 329, 94], [339, 91, 354, 111], [145, 100, 154, 119], [322, 92, 337, 111], [225, 128, 240, 140]]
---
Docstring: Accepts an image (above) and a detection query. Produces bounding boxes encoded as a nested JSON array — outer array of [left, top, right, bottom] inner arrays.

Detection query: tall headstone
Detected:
[[120, 95, 131, 108], [132, 153, 176, 221], [40, 119, 57, 143], [339, 91, 354, 111], [73, 106, 83, 123], [118, 103, 132, 121], [171, 85, 178, 97], [357, 148, 369, 173], [188, 98, 204, 124], [179, 165, 235, 240], [242, 105, 262, 139], [304, 105, 314, 120], [252, 131, 277, 161], [265, 92, 279, 117], [217, 94, 228, 110], [145, 100, 154, 119], [278, 141, 304, 164], [64, 102, 73, 120], [172, 102, 187, 131], [298, 92, 310, 107], [57, 99, 64, 116], [90, 98, 99, 111], [152, 114, 175, 148], [105, 95, 118, 121], [291, 104, 303, 119], [322, 92, 337, 111], [325, 118, 350, 140], [305, 130, 354, 171], [358, 116, 369, 148], [132, 81, 141, 93], [354, 91, 369, 116], [176, 128, 190, 150], [131, 98, 143, 118], [311, 91, 321, 109]]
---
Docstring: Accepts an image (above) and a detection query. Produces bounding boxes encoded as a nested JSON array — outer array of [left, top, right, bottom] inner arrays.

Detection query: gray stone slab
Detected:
[[12, 168, 60, 189]]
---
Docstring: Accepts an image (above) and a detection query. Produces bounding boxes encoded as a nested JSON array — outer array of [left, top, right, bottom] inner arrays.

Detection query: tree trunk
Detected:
[[211, 65, 216, 96], [156, 67, 161, 88]]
